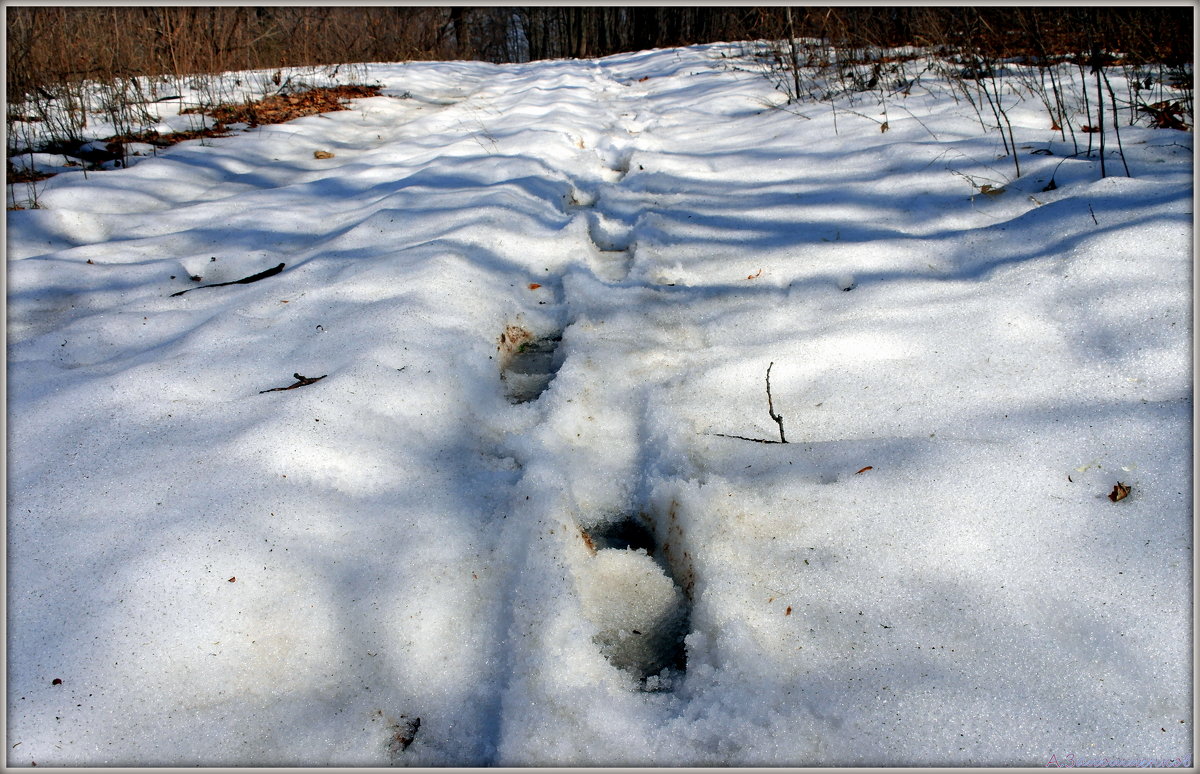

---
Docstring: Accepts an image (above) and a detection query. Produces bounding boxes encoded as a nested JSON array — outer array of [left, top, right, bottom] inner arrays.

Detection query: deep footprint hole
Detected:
[[611, 149, 633, 174], [587, 515, 656, 553], [498, 325, 564, 403], [586, 213, 634, 252], [580, 511, 692, 689]]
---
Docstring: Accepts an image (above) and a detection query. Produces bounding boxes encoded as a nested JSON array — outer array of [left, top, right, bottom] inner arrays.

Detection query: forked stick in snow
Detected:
[[707, 361, 790, 444], [766, 361, 787, 444]]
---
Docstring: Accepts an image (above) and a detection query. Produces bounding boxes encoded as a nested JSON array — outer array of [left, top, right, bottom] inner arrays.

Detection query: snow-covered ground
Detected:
[[6, 43, 1193, 767]]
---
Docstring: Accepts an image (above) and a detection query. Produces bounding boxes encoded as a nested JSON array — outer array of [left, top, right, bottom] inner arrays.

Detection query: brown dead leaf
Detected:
[[182, 84, 382, 129], [1108, 482, 1131, 502], [6, 162, 56, 184], [855, 466, 873, 475], [313, 150, 335, 159], [1139, 100, 1189, 131]]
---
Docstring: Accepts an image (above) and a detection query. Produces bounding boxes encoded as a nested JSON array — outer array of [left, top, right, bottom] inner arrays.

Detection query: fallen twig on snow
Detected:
[[170, 262, 285, 296], [259, 372, 327, 393]]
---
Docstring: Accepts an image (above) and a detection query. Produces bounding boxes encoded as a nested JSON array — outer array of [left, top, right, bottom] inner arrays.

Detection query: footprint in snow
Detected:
[[582, 213, 635, 282], [497, 325, 564, 404], [578, 512, 692, 687]]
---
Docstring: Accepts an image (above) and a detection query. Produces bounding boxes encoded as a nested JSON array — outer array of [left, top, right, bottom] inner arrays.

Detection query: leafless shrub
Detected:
[[758, 7, 1190, 182], [5, 6, 1190, 177]]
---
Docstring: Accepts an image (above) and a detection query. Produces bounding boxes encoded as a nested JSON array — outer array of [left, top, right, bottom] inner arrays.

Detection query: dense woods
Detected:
[[7, 6, 1192, 105], [5, 5, 1191, 179]]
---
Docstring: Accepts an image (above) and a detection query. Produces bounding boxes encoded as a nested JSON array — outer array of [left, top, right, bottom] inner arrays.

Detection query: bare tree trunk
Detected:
[[784, 7, 803, 102]]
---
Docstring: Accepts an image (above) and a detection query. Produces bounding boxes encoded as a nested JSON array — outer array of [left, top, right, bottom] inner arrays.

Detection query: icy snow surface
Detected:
[[6, 44, 1193, 766]]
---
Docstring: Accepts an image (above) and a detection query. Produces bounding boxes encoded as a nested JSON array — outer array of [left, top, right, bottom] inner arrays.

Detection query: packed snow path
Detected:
[[7, 46, 1192, 766]]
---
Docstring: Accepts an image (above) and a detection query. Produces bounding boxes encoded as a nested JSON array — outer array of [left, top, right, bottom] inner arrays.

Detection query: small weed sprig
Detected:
[[708, 362, 790, 445]]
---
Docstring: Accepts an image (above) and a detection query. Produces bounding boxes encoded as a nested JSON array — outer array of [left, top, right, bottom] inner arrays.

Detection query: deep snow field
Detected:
[[6, 43, 1193, 767]]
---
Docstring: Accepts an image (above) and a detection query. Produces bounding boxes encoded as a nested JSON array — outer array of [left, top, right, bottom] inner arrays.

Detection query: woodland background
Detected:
[[8, 6, 1192, 105]]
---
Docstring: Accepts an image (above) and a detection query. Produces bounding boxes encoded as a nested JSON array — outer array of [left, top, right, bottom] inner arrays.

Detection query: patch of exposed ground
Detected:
[[181, 83, 383, 128]]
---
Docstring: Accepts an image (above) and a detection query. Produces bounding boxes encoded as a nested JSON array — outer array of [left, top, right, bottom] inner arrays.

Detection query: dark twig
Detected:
[[766, 361, 787, 443], [1099, 67, 1131, 177], [706, 362, 792, 444], [259, 372, 327, 393], [170, 262, 285, 296], [708, 432, 786, 444]]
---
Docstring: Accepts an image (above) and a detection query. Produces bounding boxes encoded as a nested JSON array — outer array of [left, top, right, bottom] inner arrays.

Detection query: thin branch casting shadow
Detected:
[[708, 361, 789, 444]]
